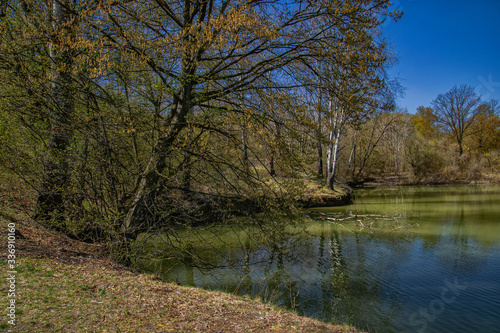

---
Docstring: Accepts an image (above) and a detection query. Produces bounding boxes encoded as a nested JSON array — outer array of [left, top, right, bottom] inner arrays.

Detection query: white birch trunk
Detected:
[[326, 100, 344, 190]]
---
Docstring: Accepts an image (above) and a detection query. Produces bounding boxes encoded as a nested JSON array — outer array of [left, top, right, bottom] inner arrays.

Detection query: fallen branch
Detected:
[[308, 210, 420, 232]]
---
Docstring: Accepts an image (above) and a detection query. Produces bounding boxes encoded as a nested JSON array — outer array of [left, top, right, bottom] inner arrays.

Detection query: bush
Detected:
[[406, 137, 445, 183]]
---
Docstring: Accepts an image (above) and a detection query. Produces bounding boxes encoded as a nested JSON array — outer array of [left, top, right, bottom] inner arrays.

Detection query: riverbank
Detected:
[[297, 182, 353, 208], [352, 171, 500, 188], [0, 193, 361, 332]]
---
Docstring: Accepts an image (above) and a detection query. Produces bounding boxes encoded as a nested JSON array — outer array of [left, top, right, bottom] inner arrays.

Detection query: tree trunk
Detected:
[[327, 128, 342, 190], [317, 103, 323, 177], [326, 101, 343, 190], [317, 85, 323, 177], [269, 154, 276, 176], [242, 124, 249, 168], [181, 151, 192, 194], [346, 130, 357, 179], [35, 0, 74, 224], [122, 82, 193, 235]]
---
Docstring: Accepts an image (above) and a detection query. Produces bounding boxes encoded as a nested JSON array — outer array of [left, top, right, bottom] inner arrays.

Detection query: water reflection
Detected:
[[138, 185, 500, 333]]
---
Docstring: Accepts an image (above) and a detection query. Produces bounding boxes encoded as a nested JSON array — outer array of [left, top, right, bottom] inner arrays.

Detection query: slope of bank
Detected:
[[0, 203, 361, 332]]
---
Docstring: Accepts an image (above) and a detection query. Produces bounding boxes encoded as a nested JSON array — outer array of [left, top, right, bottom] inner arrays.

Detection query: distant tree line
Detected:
[[323, 84, 500, 185]]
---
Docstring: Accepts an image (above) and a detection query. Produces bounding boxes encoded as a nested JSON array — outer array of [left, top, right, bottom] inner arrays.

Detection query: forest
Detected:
[[1, 0, 499, 260]]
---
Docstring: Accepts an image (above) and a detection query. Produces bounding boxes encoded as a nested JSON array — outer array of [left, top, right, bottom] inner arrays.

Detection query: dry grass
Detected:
[[297, 179, 352, 208], [0, 256, 361, 332]]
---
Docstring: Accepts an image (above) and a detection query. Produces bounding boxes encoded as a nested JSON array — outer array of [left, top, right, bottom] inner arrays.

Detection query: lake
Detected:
[[137, 185, 500, 333]]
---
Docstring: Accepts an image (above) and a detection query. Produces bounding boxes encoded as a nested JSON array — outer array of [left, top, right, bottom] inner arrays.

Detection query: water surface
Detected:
[[139, 185, 500, 333]]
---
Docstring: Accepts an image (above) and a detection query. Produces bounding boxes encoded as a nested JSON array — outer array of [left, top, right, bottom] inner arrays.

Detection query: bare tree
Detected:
[[431, 85, 482, 156]]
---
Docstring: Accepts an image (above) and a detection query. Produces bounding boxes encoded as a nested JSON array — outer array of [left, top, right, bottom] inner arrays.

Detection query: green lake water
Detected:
[[138, 185, 500, 333]]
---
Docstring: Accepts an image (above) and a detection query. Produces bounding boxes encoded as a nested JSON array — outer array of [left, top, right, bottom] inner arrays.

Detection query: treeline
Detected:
[[320, 84, 500, 185], [1, 0, 404, 252]]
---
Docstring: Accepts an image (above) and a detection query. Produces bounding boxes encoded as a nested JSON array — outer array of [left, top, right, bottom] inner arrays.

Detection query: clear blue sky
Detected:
[[382, 0, 500, 113]]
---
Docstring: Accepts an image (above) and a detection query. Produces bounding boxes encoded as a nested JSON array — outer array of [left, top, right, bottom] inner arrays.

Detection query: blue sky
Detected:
[[382, 0, 500, 113]]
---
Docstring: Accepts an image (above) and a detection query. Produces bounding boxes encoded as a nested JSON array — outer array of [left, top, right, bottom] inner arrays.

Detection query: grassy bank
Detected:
[[0, 256, 359, 332], [0, 182, 361, 332], [297, 181, 353, 208]]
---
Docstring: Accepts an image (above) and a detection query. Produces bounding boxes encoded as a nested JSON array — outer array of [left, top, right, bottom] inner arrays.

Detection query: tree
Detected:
[[347, 110, 399, 183], [295, 14, 400, 189], [0, 0, 81, 225], [382, 112, 413, 175], [93, 0, 401, 234], [412, 106, 438, 139], [34, 0, 77, 224], [468, 100, 500, 153], [316, 79, 324, 177], [431, 85, 482, 156]]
